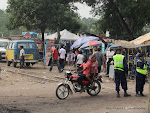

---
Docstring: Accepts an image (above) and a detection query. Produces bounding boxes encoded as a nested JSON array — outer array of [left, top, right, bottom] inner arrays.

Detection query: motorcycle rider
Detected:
[[78, 55, 97, 88], [77, 55, 88, 87]]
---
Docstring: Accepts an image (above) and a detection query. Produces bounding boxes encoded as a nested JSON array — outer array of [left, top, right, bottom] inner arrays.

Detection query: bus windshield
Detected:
[[18, 43, 35, 49]]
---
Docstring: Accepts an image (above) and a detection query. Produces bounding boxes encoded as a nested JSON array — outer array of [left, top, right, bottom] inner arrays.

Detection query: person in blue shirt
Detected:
[[135, 53, 147, 96]]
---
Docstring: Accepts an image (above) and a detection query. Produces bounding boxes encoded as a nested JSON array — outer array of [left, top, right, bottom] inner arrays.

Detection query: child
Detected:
[[66, 50, 74, 65]]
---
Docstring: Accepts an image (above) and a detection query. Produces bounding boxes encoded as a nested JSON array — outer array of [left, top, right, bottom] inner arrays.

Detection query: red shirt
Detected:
[[80, 61, 91, 75], [53, 48, 59, 60]]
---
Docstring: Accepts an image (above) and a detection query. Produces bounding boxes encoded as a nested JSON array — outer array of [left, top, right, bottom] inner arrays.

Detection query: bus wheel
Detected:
[[26, 63, 30, 67]]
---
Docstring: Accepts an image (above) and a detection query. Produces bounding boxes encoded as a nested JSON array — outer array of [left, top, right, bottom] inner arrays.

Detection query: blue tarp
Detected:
[[22, 32, 38, 35]]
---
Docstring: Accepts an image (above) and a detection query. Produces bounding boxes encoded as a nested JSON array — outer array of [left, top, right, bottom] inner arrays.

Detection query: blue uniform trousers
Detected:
[[135, 72, 146, 93], [115, 70, 128, 92]]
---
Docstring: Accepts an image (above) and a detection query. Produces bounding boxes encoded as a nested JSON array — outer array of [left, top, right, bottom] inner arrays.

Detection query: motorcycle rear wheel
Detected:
[[56, 84, 69, 100], [87, 80, 101, 96]]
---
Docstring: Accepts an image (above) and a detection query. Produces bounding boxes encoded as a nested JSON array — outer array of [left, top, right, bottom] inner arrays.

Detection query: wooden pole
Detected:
[[145, 47, 147, 62], [148, 77, 150, 113], [128, 48, 130, 77]]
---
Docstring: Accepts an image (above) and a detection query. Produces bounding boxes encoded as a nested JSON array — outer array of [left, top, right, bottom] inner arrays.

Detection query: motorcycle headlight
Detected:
[[65, 71, 72, 78]]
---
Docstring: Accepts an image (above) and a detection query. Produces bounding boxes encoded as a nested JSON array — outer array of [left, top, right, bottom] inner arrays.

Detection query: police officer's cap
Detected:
[[116, 49, 121, 51]]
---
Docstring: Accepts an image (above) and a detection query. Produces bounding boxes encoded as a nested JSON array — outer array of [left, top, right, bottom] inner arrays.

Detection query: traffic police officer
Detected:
[[135, 53, 147, 96], [113, 49, 131, 98]]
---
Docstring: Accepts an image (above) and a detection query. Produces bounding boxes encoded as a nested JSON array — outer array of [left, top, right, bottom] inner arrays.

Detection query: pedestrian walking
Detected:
[[106, 48, 115, 75], [49, 46, 61, 73], [76, 51, 84, 67], [94, 47, 104, 73], [113, 49, 131, 98], [74, 49, 79, 65], [20, 46, 25, 69], [135, 53, 147, 96], [59, 45, 66, 71]]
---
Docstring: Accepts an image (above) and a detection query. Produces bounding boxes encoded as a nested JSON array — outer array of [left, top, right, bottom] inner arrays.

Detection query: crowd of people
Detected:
[[48, 44, 149, 97]]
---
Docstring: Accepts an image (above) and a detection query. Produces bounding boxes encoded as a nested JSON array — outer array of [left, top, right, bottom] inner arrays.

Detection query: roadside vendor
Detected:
[[135, 53, 147, 97]]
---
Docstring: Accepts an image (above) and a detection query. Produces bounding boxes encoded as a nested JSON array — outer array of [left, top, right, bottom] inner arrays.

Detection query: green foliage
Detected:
[[78, 17, 99, 34], [0, 9, 25, 38], [6, 0, 81, 41], [0, 10, 10, 37], [82, 0, 150, 40]]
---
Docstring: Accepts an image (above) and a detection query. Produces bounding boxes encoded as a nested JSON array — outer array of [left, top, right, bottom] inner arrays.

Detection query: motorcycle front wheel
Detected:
[[87, 80, 101, 96], [56, 84, 69, 100]]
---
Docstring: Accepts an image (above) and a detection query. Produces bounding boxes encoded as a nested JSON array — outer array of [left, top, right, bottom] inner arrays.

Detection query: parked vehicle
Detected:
[[56, 71, 102, 100], [0, 39, 10, 60], [6, 40, 38, 67]]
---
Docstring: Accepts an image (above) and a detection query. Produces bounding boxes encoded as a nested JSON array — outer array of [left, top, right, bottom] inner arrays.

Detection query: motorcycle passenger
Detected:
[[89, 55, 98, 80]]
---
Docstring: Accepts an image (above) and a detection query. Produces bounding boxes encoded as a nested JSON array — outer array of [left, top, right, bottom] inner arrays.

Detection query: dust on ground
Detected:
[[0, 62, 149, 113]]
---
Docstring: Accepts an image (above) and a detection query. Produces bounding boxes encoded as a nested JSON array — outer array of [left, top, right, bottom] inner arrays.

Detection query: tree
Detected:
[[81, 0, 150, 40], [6, 0, 81, 42], [79, 17, 99, 34], [0, 9, 26, 38], [0, 10, 9, 38]]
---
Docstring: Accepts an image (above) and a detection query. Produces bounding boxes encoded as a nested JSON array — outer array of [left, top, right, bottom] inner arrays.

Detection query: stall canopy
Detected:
[[136, 44, 150, 48], [110, 42, 136, 49], [45, 29, 80, 40], [71, 36, 99, 49], [130, 32, 150, 45]]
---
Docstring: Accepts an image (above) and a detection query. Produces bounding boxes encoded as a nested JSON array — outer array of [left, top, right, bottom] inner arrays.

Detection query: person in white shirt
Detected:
[[20, 46, 25, 69], [59, 45, 66, 71], [76, 51, 84, 67], [106, 48, 115, 75]]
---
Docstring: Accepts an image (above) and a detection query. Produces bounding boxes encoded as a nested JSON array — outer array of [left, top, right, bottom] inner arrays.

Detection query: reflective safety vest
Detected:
[[136, 60, 147, 75], [113, 54, 124, 71]]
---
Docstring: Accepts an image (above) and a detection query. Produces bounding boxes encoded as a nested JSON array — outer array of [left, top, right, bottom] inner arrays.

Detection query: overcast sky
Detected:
[[0, 0, 93, 18]]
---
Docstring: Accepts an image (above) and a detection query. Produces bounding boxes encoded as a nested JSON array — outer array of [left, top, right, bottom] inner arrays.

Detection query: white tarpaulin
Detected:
[[45, 29, 80, 40]]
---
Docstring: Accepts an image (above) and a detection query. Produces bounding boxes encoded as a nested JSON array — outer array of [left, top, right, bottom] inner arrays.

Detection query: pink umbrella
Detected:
[[80, 40, 102, 49]]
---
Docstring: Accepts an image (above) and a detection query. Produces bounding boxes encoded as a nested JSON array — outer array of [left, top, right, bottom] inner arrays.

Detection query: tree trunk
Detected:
[[41, 32, 45, 60], [56, 28, 60, 44], [110, 0, 134, 40], [42, 32, 45, 50], [42, 32, 44, 42]]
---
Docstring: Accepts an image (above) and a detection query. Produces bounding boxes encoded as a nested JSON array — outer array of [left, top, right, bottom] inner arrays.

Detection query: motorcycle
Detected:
[[56, 71, 102, 100]]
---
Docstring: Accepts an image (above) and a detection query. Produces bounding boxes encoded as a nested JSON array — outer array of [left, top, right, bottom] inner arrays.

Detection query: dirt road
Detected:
[[0, 62, 149, 113]]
